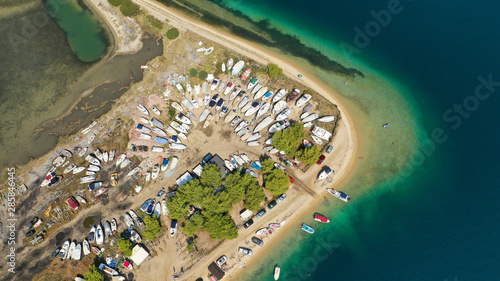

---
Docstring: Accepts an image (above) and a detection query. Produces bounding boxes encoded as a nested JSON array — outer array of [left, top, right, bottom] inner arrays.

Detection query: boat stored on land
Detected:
[[231, 61, 245, 75], [296, 93, 312, 107], [273, 89, 288, 102]]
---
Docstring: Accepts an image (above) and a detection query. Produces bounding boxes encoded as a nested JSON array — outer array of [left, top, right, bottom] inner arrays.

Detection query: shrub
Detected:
[[142, 215, 162, 240], [117, 238, 133, 256], [166, 28, 179, 40], [120, 0, 140, 17], [198, 70, 208, 80], [264, 169, 289, 197], [267, 63, 283, 78], [84, 265, 105, 281], [108, 0, 122, 7], [189, 68, 198, 77], [261, 159, 275, 173], [146, 15, 163, 29], [297, 145, 322, 164]]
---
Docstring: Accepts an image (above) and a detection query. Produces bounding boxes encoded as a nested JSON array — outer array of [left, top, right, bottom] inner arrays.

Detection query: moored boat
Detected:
[[327, 188, 350, 202], [274, 265, 281, 280], [314, 213, 330, 223], [301, 223, 314, 234]]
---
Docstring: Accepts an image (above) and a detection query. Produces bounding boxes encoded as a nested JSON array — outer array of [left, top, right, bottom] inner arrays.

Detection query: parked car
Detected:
[[243, 219, 254, 229], [276, 194, 287, 203], [326, 145, 334, 153], [256, 209, 267, 218], [238, 247, 253, 256], [289, 176, 295, 184], [156, 188, 165, 199], [251, 236, 264, 246], [216, 255, 227, 266], [267, 200, 277, 209], [26, 229, 35, 237], [317, 155, 326, 165]]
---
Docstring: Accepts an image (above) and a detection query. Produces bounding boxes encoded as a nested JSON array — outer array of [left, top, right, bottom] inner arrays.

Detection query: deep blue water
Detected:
[[221, 0, 500, 280]]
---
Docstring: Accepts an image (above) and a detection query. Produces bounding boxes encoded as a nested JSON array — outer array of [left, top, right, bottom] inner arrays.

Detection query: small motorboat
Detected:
[[383, 123, 390, 128], [255, 228, 268, 235], [301, 223, 314, 234], [88, 226, 96, 243], [92, 246, 101, 255], [83, 239, 91, 255], [161, 158, 170, 171], [59, 240, 70, 259], [314, 213, 330, 223]]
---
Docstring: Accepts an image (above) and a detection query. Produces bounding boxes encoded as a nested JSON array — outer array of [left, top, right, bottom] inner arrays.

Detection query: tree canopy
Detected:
[[244, 183, 266, 211], [182, 215, 204, 236], [84, 265, 105, 281], [168, 195, 190, 220], [200, 164, 222, 188], [189, 68, 198, 77], [166, 28, 179, 40], [261, 159, 275, 173], [264, 169, 290, 197], [119, 0, 140, 17], [198, 70, 208, 80], [117, 238, 133, 256], [223, 172, 253, 204], [107, 0, 121, 7], [267, 63, 283, 78], [273, 123, 306, 157], [202, 213, 238, 240], [297, 145, 322, 164], [142, 215, 162, 241], [146, 15, 163, 29]]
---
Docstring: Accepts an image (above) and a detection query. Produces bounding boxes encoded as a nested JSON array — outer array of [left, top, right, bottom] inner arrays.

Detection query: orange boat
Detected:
[[241, 68, 251, 80]]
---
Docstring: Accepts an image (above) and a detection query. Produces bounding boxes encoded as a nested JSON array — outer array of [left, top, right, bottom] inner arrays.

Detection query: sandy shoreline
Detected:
[[126, 0, 359, 280]]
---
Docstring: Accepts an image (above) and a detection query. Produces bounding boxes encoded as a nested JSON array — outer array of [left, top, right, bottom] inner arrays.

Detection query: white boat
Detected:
[[276, 108, 292, 121], [96, 224, 104, 245], [116, 153, 126, 166], [230, 116, 241, 127], [88, 226, 96, 243], [176, 83, 184, 93], [296, 93, 312, 107], [63, 163, 77, 174], [67, 241, 75, 260], [136, 123, 151, 134], [265, 138, 273, 145], [311, 135, 324, 145], [317, 115, 336, 123], [137, 104, 149, 116], [318, 167, 333, 180], [88, 133, 96, 144], [178, 133, 187, 140], [247, 140, 260, 146], [211, 79, 220, 91], [238, 96, 250, 109], [194, 84, 201, 95], [78, 147, 88, 157], [231, 61, 245, 75], [127, 167, 140, 177], [87, 164, 101, 172], [229, 87, 240, 100], [254, 86, 268, 100], [170, 143, 187, 150], [241, 101, 253, 113], [224, 82, 235, 95], [191, 98, 199, 108], [152, 127, 168, 136], [268, 120, 290, 134], [152, 106, 161, 115], [103, 151, 109, 163], [80, 176, 95, 184], [327, 188, 350, 202], [300, 112, 311, 120], [145, 172, 151, 182], [171, 102, 184, 112], [170, 156, 179, 170], [196, 47, 205, 52], [252, 116, 273, 133], [274, 265, 281, 280], [237, 127, 250, 136], [225, 111, 237, 123], [312, 126, 332, 141], [233, 155, 245, 166], [203, 114, 214, 129], [85, 155, 100, 166], [139, 133, 152, 140], [73, 243, 82, 261], [204, 94, 211, 105], [111, 218, 117, 232], [222, 62, 226, 72], [152, 164, 160, 180], [83, 239, 90, 256], [139, 117, 150, 124], [99, 263, 119, 276], [263, 146, 274, 151], [262, 90, 274, 101], [162, 199, 169, 215], [124, 213, 134, 228], [270, 148, 279, 154], [161, 158, 170, 171], [251, 83, 263, 95], [202, 81, 208, 94], [247, 132, 262, 142], [272, 100, 287, 115], [302, 113, 319, 123], [171, 121, 188, 134], [186, 83, 193, 94], [204, 46, 214, 55], [53, 155, 66, 167], [304, 122, 313, 128], [60, 240, 70, 259], [182, 98, 194, 110], [256, 102, 270, 117], [165, 126, 178, 135], [224, 160, 235, 171], [199, 108, 210, 122], [244, 102, 261, 117], [272, 89, 288, 102], [235, 120, 249, 132], [240, 132, 252, 141], [94, 148, 103, 160], [176, 113, 192, 124], [219, 107, 229, 118], [218, 80, 226, 92], [120, 159, 131, 170], [154, 202, 161, 218], [247, 77, 258, 89], [227, 58, 234, 69], [72, 166, 85, 174]]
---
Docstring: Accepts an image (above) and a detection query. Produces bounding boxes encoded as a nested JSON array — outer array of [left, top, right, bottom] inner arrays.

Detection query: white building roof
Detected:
[[192, 164, 203, 177], [176, 171, 194, 186], [130, 245, 149, 266]]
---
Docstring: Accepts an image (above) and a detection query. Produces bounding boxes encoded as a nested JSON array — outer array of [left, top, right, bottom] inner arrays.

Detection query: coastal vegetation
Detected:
[[189, 68, 198, 77], [84, 265, 105, 281], [273, 122, 321, 164], [244, 182, 267, 211], [146, 15, 163, 29], [142, 215, 163, 240], [198, 70, 208, 80], [107, 0, 141, 17], [263, 169, 290, 196], [117, 238, 134, 256], [267, 63, 283, 78], [166, 27, 179, 39], [261, 158, 275, 173]]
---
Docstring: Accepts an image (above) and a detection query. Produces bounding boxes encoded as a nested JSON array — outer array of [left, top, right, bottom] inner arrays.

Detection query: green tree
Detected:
[[84, 265, 105, 281], [107, 0, 122, 7], [142, 215, 162, 241], [244, 183, 266, 211], [203, 191, 233, 215], [273, 123, 306, 157], [166, 28, 179, 39], [264, 169, 289, 197], [223, 173, 248, 204], [117, 238, 133, 256], [168, 195, 189, 220], [297, 145, 322, 164], [198, 70, 208, 80], [200, 164, 222, 188], [202, 213, 239, 240], [267, 63, 283, 78], [189, 68, 198, 77], [261, 159, 275, 173], [120, 0, 140, 16], [179, 179, 212, 207], [182, 214, 204, 236]]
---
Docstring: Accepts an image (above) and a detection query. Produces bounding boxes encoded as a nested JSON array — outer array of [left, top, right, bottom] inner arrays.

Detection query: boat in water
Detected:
[[327, 188, 350, 202], [383, 123, 390, 128], [301, 223, 314, 234], [314, 213, 330, 223], [274, 265, 281, 280]]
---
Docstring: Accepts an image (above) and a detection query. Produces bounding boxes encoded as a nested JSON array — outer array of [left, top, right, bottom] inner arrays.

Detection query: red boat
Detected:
[[314, 213, 330, 223], [241, 68, 251, 80], [66, 197, 79, 210], [92, 246, 101, 255], [122, 259, 133, 270]]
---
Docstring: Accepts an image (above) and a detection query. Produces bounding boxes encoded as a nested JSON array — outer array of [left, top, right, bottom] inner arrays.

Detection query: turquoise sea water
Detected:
[[207, 0, 500, 280]]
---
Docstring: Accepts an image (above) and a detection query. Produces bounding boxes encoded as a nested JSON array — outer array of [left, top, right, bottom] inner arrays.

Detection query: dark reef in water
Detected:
[[159, 0, 364, 78]]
